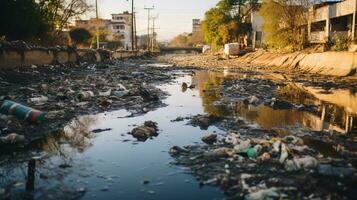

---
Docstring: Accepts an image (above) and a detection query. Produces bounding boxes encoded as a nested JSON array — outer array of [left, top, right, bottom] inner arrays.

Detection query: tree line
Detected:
[[170, 0, 323, 51], [0, 0, 91, 45]]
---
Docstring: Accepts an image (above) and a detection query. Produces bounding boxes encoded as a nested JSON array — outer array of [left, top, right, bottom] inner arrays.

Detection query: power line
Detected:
[[144, 6, 154, 51]]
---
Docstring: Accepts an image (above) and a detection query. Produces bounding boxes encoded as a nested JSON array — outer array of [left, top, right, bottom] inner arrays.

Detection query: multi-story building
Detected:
[[308, 0, 356, 43], [192, 19, 201, 33], [74, 11, 133, 49], [111, 11, 133, 49]]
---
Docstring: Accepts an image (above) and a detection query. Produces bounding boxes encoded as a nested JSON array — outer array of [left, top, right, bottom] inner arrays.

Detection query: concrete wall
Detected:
[[112, 51, 144, 59], [0, 48, 143, 69], [237, 51, 357, 77]]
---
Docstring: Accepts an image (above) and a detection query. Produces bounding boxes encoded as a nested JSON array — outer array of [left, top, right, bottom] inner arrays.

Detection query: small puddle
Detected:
[[1, 67, 356, 199]]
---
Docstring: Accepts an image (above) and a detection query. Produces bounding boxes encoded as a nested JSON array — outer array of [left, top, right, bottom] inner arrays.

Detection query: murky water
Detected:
[[1, 67, 357, 199]]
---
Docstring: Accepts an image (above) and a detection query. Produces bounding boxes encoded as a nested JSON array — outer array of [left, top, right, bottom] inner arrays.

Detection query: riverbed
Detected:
[[0, 58, 356, 199]]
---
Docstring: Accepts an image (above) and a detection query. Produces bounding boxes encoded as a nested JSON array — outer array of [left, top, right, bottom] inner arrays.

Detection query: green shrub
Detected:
[[331, 33, 350, 51], [260, 43, 269, 50]]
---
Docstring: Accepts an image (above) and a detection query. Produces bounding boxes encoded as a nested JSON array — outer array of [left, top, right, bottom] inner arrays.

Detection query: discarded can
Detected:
[[77, 91, 94, 101], [0, 100, 45, 124]]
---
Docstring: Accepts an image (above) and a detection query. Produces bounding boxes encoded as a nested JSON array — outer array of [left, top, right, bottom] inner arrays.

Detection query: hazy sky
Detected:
[[88, 0, 220, 41]]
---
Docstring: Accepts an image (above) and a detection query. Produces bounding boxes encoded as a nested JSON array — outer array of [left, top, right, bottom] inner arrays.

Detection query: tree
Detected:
[[260, 0, 312, 51], [0, 0, 50, 40], [188, 26, 206, 47], [69, 28, 92, 47], [38, 0, 92, 32], [202, 0, 258, 49], [169, 34, 190, 47]]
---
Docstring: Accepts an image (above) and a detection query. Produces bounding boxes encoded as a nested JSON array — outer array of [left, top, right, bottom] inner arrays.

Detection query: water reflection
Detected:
[[193, 70, 357, 134], [0, 116, 97, 199]]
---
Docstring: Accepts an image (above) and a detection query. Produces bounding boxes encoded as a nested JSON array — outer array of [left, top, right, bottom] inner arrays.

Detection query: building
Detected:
[[74, 11, 133, 49], [192, 19, 201, 33], [111, 12, 133, 49], [308, 0, 356, 43], [250, 10, 265, 48]]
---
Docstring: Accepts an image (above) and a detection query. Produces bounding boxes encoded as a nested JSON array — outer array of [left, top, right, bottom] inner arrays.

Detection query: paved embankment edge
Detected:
[[0, 48, 145, 68], [238, 51, 357, 77]]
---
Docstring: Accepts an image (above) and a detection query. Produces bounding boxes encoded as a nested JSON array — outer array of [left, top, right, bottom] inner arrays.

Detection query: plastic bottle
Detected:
[[246, 148, 258, 158], [0, 100, 45, 124]]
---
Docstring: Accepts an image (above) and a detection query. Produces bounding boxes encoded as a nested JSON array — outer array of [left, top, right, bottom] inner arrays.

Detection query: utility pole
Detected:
[[144, 6, 154, 51], [133, 11, 137, 50], [151, 16, 158, 52], [131, 0, 134, 51], [95, 0, 99, 49]]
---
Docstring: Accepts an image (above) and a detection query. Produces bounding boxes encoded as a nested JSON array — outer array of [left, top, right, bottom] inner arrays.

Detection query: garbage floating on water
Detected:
[[0, 100, 45, 124]]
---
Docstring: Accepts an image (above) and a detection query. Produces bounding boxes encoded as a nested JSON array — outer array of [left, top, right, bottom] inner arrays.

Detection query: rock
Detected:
[[130, 121, 158, 141], [201, 134, 217, 144], [318, 164, 356, 177], [182, 82, 188, 91], [244, 187, 280, 200], [144, 121, 158, 129], [190, 115, 223, 130], [142, 177, 150, 185], [169, 146, 188, 156]]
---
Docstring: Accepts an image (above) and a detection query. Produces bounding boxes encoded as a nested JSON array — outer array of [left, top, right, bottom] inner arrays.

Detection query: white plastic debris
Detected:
[[245, 187, 280, 200], [234, 139, 251, 153], [279, 143, 289, 164], [293, 156, 318, 169], [28, 95, 48, 105], [99, 89, 112, 97]]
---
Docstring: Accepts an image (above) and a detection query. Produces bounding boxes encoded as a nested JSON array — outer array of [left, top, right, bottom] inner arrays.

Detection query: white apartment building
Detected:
[[74, 11, 133, 49], [111, 12, 132, 49]]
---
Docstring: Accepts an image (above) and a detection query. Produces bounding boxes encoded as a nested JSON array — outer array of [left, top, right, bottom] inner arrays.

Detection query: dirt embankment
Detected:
[[160, 51, 357, 77]]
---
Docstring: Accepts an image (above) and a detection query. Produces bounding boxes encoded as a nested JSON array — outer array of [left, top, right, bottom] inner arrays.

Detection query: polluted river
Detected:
[[0, 56, 356, 199]]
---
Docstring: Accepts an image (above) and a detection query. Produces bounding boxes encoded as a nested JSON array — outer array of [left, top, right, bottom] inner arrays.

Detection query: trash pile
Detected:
[[221, 78, 317, 111], [0, 58, 176, 148], [170, 130, 357, 199]]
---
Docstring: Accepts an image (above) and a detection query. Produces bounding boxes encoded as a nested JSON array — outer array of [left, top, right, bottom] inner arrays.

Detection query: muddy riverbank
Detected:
[[0, 55, 356, 199]]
